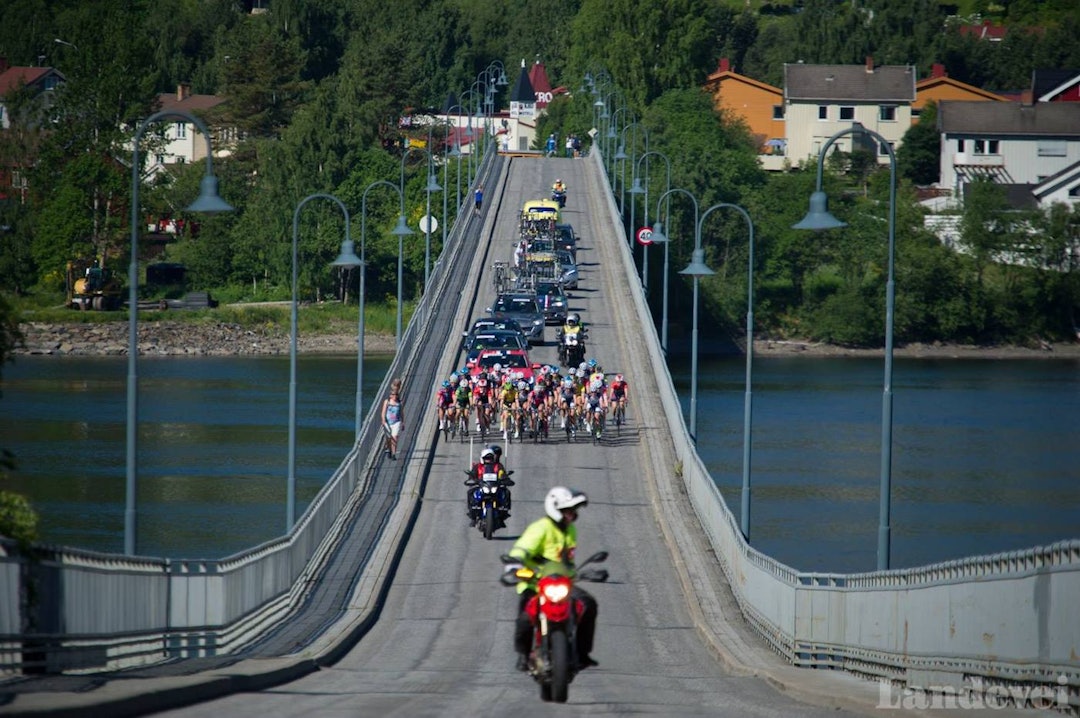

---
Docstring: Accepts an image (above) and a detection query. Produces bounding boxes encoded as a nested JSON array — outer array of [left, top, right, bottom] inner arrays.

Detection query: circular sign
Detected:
[[636, 227, 653, 246], [419, 215, 439, 234]]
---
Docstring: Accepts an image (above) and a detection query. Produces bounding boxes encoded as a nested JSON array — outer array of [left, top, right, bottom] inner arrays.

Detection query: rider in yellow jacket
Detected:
[[509, 486, 598, 671]]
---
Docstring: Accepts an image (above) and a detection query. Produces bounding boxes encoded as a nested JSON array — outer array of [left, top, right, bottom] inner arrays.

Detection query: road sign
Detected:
[[636, 227, 653, 246], [419, 215, 438, 234]]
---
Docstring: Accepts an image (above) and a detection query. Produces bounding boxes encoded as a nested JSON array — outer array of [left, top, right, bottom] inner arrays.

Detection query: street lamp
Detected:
[[630, 147, 660, 300], [289, 193, 351, 532], [398, 146, 440, 338], [126, 110, 232, 555], [793, 124, 898, 570], [395, 149, 425, 347], [615, 121, 646, 222], [332, 180, 409, 440]]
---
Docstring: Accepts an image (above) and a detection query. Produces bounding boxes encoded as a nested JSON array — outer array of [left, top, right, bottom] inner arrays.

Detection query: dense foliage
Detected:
[[0, 0, 1077, 347]]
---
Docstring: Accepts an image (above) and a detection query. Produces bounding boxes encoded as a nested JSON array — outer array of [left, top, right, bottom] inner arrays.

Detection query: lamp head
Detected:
[[392, 215, 414, 237], [679, 249, 715, 277], [792, 191, 846, 231], [606, 125, 617, 139], [426, 173, 443, 192], [628, 177, 645, 195], [614, 144, 628, 161], [186, 175, 234, 213], [649, 220, 668, 244], [449, 143, 461, 158], [331, 239, 363, 268]]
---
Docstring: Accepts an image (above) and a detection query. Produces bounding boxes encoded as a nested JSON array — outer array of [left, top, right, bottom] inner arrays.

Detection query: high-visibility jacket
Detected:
[[509, 517, 577, 593]]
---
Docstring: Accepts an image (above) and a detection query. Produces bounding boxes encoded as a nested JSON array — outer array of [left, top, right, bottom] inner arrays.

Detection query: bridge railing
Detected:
[[592, 147, 1079, 712], [0, 145, 501, 676]]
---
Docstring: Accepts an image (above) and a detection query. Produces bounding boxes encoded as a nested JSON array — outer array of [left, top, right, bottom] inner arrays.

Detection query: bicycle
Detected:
[[492, 262, 508, 295], [442, 406, 456, 441], [591, 409, 605, 445], [457, 407, 470, 443], [612, 402, 626, 435]]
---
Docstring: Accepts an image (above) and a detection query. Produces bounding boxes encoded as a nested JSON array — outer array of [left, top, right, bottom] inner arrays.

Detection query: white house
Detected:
[[145, 83, 231, 178], [783, 58, 915, 167], [937, 100, 1080, 205]]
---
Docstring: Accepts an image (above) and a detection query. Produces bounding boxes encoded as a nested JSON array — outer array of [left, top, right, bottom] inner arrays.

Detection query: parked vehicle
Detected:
[[65, 258, 122, 311], [500, 551, 609, 703]]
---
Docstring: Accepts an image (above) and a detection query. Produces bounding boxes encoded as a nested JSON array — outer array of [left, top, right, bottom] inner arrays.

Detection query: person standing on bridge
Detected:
[[474, 185, 484, 216], [381, 379, 404, 460]]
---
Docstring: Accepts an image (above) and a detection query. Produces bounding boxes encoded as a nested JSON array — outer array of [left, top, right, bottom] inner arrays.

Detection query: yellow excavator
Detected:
[[65, 258, 123, 311]]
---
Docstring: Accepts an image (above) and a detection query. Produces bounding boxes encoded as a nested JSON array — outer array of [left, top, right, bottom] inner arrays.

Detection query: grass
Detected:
[[10, 290, 411, 337]]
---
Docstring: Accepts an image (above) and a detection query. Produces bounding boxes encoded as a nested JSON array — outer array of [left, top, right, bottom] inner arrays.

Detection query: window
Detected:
[[772, 105, 784, 120], [1070, 186, 1080, 198], [818, 105, 828, 120], [879, 105, 897, 122], [175, 122, 187, 139], [973, 139, 999, 155], [879, 141, 894, 157], [957, 139, 965, 152], [839, 106, 855, 120], [1038, 140, 1067, 157]]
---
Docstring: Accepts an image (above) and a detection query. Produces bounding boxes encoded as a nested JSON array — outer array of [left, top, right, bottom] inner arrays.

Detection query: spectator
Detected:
[[381, 380, 404, 459]]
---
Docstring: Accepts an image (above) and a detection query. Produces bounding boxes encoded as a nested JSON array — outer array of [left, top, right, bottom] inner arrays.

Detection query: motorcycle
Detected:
[[551, 188, 566, 209], [501, 551, 609, 703], [556, 327, 587, 367], [464, 469, 514, 540]]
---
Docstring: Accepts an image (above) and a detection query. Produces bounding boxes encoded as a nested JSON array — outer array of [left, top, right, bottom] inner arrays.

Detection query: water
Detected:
[[671, 355, 1080, 572], [1, 354, 391, 559], [2, 354, 1077, 571]]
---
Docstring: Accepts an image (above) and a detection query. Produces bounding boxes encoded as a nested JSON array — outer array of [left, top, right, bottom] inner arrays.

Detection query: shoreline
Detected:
[[12, 321, 1080, 359]]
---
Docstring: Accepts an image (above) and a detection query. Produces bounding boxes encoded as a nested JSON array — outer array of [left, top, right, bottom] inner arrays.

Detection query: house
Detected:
[[937, 100, 1080, 207], [1033, 69, 1080, 103], [703, 58, 786, 170], [0, 58, 65, 202], [506, 60, 537, 152], [783, 57, 915, 168], [913, 63, 1005, 121], [146, 83, 230, 178]]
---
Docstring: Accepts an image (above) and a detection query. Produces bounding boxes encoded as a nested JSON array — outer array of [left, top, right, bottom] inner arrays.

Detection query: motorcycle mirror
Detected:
[[582, 550, 608, 564], [500, 554, 516, 563]]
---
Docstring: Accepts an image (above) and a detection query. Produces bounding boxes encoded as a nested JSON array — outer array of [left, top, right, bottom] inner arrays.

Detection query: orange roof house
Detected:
[[703, 58, 785, 166], [914, 63, 1006, 121]]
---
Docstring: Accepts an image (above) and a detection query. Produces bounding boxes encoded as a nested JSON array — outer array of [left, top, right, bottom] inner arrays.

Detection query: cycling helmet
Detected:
[[478, 379, 488, 387], [563, 377, 573, 386], [493, 363, 502, 372], [588, 359, 598, 369], [518, 381, 528, 391], [544, 486, 588, 522], [442, 380, 451, 388], [576, 368, 586, 378], [480, 447, 495, 462]]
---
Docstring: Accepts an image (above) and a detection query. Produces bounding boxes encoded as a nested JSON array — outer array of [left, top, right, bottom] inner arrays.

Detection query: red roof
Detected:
[[0, 66, 56, 95]]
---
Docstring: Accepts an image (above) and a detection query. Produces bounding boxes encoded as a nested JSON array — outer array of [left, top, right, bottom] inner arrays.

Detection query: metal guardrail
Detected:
[[0, 145, 501, 676], [590, 146, 1080, 713]]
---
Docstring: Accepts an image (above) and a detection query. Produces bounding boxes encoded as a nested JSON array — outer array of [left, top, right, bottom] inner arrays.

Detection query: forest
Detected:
[[1, 0, 1079, 351]]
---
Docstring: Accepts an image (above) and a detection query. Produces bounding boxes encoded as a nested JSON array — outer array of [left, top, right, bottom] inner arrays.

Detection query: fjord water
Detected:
[[3, 354, 1078, 571], [671, 355, 1080, 572]]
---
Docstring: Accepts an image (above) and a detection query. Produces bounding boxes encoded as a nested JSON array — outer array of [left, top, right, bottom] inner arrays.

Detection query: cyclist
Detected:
[[584, 380, 608, 437], [435, 380, 455, 431], [557, 376, 577, 431], [453, 376, 472, 436], [499, 378, 520, 434], [473, 377, 494, 434], [608, 373, 629, 421]]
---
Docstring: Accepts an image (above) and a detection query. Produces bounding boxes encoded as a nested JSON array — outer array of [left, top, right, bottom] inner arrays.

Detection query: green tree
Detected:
[[897, 101, 941, 186]]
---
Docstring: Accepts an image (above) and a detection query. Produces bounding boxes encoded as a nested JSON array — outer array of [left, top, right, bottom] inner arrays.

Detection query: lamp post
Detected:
[[615, 121, 646, 222], [649, 189, 730, 445], [607, 107, 629, 201], [126, 110, 233, 555], [793, 123, 898, 570], [332, 181, 409, 439], [633, 150, 671, 348], [398, 146, 437, 344], [289, 193, 352, 532]]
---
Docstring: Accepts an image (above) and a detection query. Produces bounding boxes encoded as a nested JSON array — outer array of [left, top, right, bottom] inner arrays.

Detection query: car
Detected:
[[555, 224, 578, 258], [534, 281, 569, 325], [487, 293, 546, 345], [470, 348, 535, 381], [463, 318, 527, 347], [555, 249, 579, 289], [463, 330, 529, 367]]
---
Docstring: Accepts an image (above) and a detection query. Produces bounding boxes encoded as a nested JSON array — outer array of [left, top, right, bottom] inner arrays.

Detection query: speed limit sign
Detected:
[[636, 227, 653, 246]]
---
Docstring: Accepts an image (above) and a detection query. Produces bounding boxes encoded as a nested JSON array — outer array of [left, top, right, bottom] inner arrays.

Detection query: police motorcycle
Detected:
[[464, 451, 515, 540], [556, 314, 587, 367], [501, 550, 609, 703], [551, 180, 567, 209]]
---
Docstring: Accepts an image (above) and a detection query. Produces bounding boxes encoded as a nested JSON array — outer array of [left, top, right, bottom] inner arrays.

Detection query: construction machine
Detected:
[[65, 258, 123, 311]]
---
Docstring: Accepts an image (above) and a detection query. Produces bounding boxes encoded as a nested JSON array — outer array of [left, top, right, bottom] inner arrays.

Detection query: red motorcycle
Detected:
[[501, 551, 608, 703]]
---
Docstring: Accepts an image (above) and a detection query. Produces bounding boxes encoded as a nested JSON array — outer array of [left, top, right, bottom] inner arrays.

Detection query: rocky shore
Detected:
[[13, 321, 1080, 359]]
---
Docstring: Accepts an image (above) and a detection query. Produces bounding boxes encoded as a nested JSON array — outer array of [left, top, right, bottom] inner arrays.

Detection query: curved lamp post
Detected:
[[126, 110, 233, 555], [792, 123, 898, 570], [398, 147, 438, 345], [607, 108, 630, 202], [289, 193, 351, 532], [629, 149, 670, 303], [332, 180, 409, 441]]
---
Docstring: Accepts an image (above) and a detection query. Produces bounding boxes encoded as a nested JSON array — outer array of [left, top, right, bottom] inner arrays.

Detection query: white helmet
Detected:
[[481, 447, 495, 462], [544, 486, 588, 522]]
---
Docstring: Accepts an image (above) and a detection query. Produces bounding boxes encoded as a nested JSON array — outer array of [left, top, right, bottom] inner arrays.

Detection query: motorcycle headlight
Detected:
[[541, 583, 571, 602]]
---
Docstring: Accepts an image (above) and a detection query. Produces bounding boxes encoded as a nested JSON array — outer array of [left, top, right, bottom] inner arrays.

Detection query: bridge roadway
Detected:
[[17, 154, 1029, 717], [144, 157, 894, 717]]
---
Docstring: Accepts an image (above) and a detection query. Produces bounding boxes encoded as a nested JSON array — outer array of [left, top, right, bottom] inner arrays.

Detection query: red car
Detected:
[[470, 348, 535, 381]]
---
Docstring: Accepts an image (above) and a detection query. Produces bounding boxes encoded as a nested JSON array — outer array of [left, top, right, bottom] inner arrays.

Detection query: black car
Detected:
[[487, 293, 546, 345], [555, 224, 578, 259], [462, 318, 527, 349], [534, 281, 569, 325]]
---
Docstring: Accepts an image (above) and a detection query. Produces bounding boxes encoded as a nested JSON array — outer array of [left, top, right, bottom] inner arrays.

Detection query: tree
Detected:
[[0, 293, 34, 548], [898, 101, 941, 186]]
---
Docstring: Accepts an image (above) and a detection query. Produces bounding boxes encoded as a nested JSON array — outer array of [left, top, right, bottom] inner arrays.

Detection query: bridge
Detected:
[[2, 147, 1078, 716]]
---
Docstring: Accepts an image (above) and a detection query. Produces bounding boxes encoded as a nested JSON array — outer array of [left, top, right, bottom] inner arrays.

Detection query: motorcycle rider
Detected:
[[509, 486, 598, 672], [466, 447, 511, 525]]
